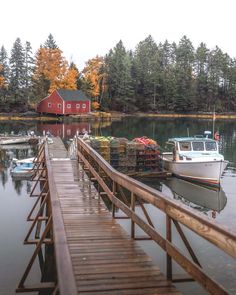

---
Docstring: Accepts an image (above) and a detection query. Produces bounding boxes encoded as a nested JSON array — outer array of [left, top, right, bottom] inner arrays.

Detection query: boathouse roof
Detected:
[[57, 89, 90, 101]]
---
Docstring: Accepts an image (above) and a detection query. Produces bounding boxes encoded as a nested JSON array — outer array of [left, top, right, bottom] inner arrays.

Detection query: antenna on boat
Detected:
[[212, 105, 216, 138]]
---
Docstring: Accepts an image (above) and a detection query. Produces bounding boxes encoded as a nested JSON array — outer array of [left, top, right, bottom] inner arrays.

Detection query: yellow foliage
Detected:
[[91, 101, 100, 110], [0, 64, 7, 89], [33, 47, 78, 93], [0, 76, 5, 88], [59, 67, 78, 90], [82, 56, 104, 98]]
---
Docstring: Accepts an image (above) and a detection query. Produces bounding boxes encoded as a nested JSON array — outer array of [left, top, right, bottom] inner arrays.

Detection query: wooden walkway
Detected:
[[49, 138, 181, 294]]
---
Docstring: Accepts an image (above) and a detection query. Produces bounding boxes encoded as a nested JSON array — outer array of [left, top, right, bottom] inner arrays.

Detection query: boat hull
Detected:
[[0, 137, 29, 145], [11, 170, 35, 179], [163, 158, 228, 186]]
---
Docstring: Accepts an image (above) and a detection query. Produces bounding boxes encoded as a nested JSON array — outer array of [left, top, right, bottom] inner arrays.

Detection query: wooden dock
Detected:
[[17, 137, 236, 295], [49, 138, 181, 294]]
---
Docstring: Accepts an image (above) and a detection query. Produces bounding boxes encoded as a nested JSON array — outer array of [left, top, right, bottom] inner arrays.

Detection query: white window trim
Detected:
[[67, 104, 71, 109], [76, 103, 80, 108], [82, 103, 86, 109]]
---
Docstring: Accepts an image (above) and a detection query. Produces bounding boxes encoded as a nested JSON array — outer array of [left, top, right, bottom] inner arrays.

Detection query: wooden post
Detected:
[[131, 192, 136, 239], [166, 215, 172, 280], [112, 181, 116, 218]]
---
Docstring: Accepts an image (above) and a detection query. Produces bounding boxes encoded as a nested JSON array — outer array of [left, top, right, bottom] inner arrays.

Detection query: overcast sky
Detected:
[[1, 0, 235, 70]]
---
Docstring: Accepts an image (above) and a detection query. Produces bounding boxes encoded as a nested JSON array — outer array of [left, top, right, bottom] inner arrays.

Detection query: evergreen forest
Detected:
[[1, 34, 236, 113]]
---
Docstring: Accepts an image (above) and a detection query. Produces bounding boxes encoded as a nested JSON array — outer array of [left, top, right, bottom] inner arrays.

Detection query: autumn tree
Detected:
[[0, 46, 9, 102], [33, 34, 77, 101], [81, 56, 104, 110]]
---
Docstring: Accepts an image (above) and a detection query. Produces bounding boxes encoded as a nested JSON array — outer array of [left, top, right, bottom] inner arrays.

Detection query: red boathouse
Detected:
[[37, 89, 91, 115]]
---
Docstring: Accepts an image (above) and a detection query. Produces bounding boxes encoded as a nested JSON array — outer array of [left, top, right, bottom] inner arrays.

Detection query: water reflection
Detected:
[[36, 120, 113, 139], [141, 176, 227, 219], [163, 178, 227, 218], [0, 145, 36, 194]]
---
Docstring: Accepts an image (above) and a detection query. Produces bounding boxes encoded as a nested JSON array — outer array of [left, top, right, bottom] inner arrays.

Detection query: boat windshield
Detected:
[[192, 141, 204, 151], [179, 142, 191, 151], [178, 140, 217, 152], [205, 141, 217, 151]]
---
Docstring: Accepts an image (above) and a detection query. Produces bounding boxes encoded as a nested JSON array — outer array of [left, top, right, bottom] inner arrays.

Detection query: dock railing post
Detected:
[[112, 181, 116, 218], [166, 215, 172, 280], [131, 192, 136, 239]]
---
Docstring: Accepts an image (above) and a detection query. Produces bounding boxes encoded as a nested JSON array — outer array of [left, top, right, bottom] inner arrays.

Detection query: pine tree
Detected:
[[23, 41, 35, 104], [133, 35, 159, 110], [194, 42, 209, 110], [9, 38, 25, 102], [104, 40, 134, 111], [174, 36, 195, 112], [44, 33, 58, 49], [158, 41, 177, 111]]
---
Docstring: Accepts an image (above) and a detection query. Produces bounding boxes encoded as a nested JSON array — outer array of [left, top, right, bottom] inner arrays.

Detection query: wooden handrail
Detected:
[[44, 143, 77, 295], [77, 137, 236, 259]]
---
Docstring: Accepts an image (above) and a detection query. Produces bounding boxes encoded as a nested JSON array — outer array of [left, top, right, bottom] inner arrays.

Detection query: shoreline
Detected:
[[1, 112, 236, 121]]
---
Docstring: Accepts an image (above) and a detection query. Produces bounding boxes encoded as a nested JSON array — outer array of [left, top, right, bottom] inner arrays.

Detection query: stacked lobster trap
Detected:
[[86, 136, 161, 174]]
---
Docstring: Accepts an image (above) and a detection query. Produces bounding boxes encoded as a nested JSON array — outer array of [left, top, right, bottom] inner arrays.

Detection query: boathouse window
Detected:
[[179, 142, 191, 151], [67, 104, 71, 108], [82, 103, 86, 109], [205, 141, 217, 151], [48, 102, 51, 108], [76, 104, 80, 109], [58, 103, 61, 109], [192, 141, 204, 151]]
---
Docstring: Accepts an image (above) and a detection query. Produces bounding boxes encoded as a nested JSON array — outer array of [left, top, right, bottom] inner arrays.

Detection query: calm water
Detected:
[[0, 117, 236, 295]]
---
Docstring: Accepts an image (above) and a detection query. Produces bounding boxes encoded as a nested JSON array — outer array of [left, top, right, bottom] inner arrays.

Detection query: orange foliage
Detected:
[[0, 64, 7, 89], [0, 76, 5, 88], [59, 67, 78, 90], [33, 47, 78, 93], [82, 56, 104, 98], [91, 101, 100, 110]]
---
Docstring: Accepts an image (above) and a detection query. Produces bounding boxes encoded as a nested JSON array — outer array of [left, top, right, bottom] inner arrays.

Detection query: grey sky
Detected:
[[1, 0, 235, 70]]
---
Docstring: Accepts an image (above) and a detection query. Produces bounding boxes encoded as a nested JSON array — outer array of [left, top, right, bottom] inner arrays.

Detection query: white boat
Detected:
[[11, 162, 35, 179], [12, 157, 35, 165], [0, 144, 31, 150], [162, 134, 228, 186], [0, 137, 30, 145]]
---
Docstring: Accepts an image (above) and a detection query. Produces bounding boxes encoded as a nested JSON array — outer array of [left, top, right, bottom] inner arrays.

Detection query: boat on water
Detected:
[[0, 144, 32, 150], [12, 157, 35, 165], [164, 177, 227, 214], [162, 132, 228, 186], [0, 136, 30, 145], [11, 162, 35, 179]]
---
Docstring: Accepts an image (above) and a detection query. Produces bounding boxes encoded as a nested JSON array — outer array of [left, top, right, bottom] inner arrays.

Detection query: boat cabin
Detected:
[[166, 137, 221, 162]]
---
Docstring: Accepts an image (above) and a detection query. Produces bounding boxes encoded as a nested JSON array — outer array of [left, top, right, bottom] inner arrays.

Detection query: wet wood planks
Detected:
[[48, 138, 181, 294]]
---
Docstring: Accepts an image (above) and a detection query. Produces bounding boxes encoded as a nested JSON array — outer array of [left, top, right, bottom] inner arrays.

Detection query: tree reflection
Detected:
[[13, 179, 23, 195], [0, 170, 8, 187]]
